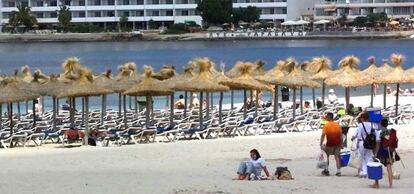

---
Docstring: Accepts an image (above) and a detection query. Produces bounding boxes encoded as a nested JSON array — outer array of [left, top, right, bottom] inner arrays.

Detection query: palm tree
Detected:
[[8, 5, 37, 33]]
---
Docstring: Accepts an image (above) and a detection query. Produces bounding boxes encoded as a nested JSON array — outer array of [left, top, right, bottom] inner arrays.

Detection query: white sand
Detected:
[[1, 122, 413, 194]]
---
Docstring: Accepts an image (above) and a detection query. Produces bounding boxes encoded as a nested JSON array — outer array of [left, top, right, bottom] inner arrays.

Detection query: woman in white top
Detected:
[[236, 149, 271, 180], [355, 112, 381, 178], [191, 93, 200, 108]]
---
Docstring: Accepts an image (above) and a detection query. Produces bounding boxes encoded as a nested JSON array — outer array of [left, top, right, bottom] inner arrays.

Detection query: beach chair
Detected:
[[194, 126, 221, 140], [0, 132, 13, 149], [138, 129, 157, 143]]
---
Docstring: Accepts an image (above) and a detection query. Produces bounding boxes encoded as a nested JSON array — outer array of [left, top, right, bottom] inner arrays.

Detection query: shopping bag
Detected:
[[316, 150, 328, 169], [348, 150, 361, 169]]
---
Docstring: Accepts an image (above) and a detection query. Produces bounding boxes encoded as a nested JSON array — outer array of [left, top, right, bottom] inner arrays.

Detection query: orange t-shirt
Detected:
[[322, 121, 342, 147]]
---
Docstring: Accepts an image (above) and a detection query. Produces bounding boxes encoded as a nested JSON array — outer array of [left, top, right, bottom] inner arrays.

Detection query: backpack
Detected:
[[275, 167, 293, 180], [382, 128, 398, 149], [362, 123, 376, 150]]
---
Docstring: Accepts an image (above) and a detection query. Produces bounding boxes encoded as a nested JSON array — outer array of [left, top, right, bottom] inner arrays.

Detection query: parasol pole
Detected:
[[255, 90, 259, 117], [41, 97, 45, 114], [312, 88, 316, 108], [145, 95, 150, 129], [69, 97, 75, 125], [134, 96, 138, 118], [292, 88, 297, 120], [206, 92, 210, 119], [81, 97, 85, 127], [395, 83, 400, 118], [345, 87, 350, 113], [210, 92, 214, 109], [101, 94, 106, 125], [8, 103, 13, 136], [370, 84, 374, 107], [129, 96, 132, 110], [118, 93, 122, 118], [170, 94, 174, 126], [243, 89, 247, 119], [17, 102, 20, 121], [0, 104, 2, 131], [231, 91, 234, 110], [273, 85, 279, 120], [250, 90, 253, 108], [300, 87, 304, 115], [199, 92, 204, 131], [32, 99, 36, 127], [184, 91, 188, 118], [56, 97, 59, 114], [123, 95, 127, 129], [322, 81, 326, 107], [383, 84, 387, 109], [219, 92, 223, 124], [25, 101, 28, 115], [84, 96, 90, 145], [52, 96, 57, 130]]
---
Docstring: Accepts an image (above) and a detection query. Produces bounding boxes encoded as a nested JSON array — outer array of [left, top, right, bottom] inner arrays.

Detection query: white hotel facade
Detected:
[[315, 0, 414, 20], [0, 0, 308, 30]]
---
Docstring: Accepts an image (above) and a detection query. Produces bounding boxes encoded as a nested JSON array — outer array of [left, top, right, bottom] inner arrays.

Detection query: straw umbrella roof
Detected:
[[19, 65, 33, 83], [18, 70, 51, 96], [57, 69, 111, 98], [112, 62, 140, 93], [307, 56, 334, 80], [226, 60, 266, 78], [42, 74, 70, 97], [383, 54, 411, 84], [164, 66, 195, 90], [152, 65, 176, 81], [360, 56, 382, 84], [0, 78, 40, 104], [326, 56, 368, 87], [220, 62, 271, 91], [173, 58, 229, 92], [123, 66, 174, 96], [279, 66, 320, 89], [59, 57, 85, 82], [256, 60, 289, 85]]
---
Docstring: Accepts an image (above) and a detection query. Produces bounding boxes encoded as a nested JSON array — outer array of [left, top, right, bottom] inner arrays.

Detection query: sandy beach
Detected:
[[0, 119, 413, 194]]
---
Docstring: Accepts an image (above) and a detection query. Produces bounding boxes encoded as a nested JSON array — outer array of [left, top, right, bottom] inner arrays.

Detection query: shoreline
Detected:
[[0, 30, 413, 43]]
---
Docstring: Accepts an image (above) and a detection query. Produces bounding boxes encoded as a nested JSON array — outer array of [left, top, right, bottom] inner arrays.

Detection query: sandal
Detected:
[[335, 172, 341, 177], [321, 170, 330, 176]]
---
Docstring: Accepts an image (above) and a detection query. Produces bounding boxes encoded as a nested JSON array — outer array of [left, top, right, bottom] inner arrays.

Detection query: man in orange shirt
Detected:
[[320, 112, 343, 176]]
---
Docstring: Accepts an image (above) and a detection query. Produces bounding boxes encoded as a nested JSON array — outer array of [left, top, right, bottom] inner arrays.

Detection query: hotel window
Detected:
[[51, 12, 58, 18], [166, 0, 173, 4], [123, 0, 130, 5], [94, 12, 101, 17], [50, 0, 57, 6], [181, 10, 189, 15], [137, 0, 144, 4], [63, 0, 71, 5], [108, 0, 115, 5], [7, 1, 16, 7], [79, 0, 85, 5], [94, 0, 101, 5], [36, 1, 43, 6], [152, 10, 159, 16], [35, 12, 43, 18], [166, 10, 173, 16]]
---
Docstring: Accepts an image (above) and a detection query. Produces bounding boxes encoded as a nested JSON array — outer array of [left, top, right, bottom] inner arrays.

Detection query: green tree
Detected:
[[57, 5, 72, 32], [119, 15, 131, 32], [148, 19, 157, 30], [366, 12, 388, 27], [8, 5, 37, 33], [196, 0, 232, 26], [232, 6, 260, 23], [353, 16, 367, 27], [336, 14, 347, 27]]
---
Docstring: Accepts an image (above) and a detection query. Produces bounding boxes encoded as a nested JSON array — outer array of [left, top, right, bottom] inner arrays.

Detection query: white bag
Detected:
[[316, 150, 328, 169], [348, 150, 361, 169]]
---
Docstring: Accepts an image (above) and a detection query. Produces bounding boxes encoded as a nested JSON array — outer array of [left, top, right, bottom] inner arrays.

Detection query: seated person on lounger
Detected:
[[174, 94, 185, 109], [235, 149, 271, 180]]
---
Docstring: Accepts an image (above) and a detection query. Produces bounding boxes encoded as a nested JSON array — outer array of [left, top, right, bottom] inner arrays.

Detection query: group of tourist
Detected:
[[386, 87, 414, 96], [234, 110, 399, 189]]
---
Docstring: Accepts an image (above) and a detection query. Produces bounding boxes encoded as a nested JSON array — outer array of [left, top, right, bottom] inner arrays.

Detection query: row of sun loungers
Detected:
[[0, 103, 413, 149]]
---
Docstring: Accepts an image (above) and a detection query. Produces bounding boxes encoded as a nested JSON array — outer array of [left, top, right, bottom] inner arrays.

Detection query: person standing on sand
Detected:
[[320, 112, 343, 176]]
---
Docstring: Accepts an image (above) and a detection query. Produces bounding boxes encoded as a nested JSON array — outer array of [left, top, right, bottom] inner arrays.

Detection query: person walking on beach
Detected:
[[372, 118, 397, 188], [320, 112, 343, 176], [235, 149, 271, 180], [355, 112, 380, 178]]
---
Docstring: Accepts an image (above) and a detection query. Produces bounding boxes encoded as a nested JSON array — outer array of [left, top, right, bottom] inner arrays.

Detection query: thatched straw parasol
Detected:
[[113, 62, 140, 118], [383, 54, 410, 116], [58, 68, 111, 141], [375, 60, 395, 108], [221, 62, 270, 118], [59, 57, 85, 82], [307, 56, 333, 107], [174, 58, 229, 130], [256, 60, 289, 119], [280, 66, 320, 118], [152, 65, 176, 81], [326, 56, 368, 110], [124, 66, 174, 128], [166, 66, 195, 118], [0, 78, 39, 135], [360, 56, 380, 107]]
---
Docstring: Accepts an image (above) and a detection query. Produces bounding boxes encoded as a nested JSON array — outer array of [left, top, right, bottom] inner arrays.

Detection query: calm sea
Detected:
[[0, 39, 413, 111]]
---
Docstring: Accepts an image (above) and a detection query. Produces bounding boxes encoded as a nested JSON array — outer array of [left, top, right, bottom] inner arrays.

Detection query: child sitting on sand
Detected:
[[235, 149, 271, 180]]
